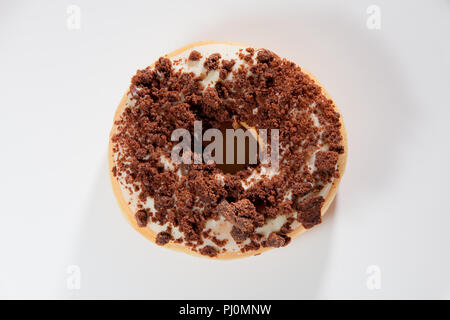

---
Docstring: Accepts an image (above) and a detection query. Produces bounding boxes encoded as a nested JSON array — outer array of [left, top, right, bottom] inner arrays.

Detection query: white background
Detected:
[[0, 0, 449, 299]]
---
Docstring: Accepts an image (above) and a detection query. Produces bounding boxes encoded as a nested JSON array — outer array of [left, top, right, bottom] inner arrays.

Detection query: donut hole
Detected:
[[216, 121, 260, 175], [193, 120, 260, 175]]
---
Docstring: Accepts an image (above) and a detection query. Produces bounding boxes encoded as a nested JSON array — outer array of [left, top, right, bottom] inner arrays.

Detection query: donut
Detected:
[[109, 41, 347, 259]]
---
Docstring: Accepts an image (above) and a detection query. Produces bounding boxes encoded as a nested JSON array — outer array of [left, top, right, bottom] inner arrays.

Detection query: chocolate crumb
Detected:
[[188, 50, 202, 61], [222, 59, 235, 71], [199, 245, 218, 257], [267, 232, 290, 248], [315, 151, 338, 174], [280, 222, 292, 234], [219, 68, 228, 80], [297, 195, 324, 229], [292, 182, 313, 199], [256, 49, 275, 64], [211, 236, 228, 247], [135, 210, 148, 227], [230, 226, 248, 243], [155, 57, 172, 75], [204, 53, 221, 70], [218, 199, 264, 233], [224, 175, 244, 201], [156, 231, 172, 246], [202, 87, 228, 121], [241, 240, 261, 252]]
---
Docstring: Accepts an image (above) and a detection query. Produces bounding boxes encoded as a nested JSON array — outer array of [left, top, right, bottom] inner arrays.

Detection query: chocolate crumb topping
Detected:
[[155, 57, 171, 75], [266, 232, 290, 248], [199, 245, 218, 257], [315, 151, 338, 176], [218, 199, 264, 233], [230, 226, 248, 243], [241, 240, 261, 253], [204, 53, 221, 70], [202, 87, 228, 122], [297, 195, 324, 229], [219, 68, 228, 80], [112, 45, 344, 256], [280, 222, 292, 234], [188, 50, 202, 61], [210, 235, 228, 247], [256, 49, 275, 64], [292, 182, 313, 199], [222, 59, 235, 71], [135, 210, 148, 227], [156, 231, 172, 246]]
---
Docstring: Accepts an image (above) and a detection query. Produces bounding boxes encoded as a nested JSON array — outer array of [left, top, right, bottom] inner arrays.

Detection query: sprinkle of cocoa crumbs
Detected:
[[256, 49, 275, 64], [222, 59, 235, 71], [204, 53, 221, 70], [230, 226, 248, 243], [315, 151, 339, 177], [297, 196, 324, 229], [156, 231, 172, 246], [266, 232, 290, 248], [188, 50, 202, 61], [199, 245, 218, 257], [135, 210, 148, 227], [112, 45, 344, 256]]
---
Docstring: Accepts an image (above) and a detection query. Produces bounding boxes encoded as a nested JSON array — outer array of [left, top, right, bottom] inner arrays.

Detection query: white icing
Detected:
[[255, 215, 288, 238]]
